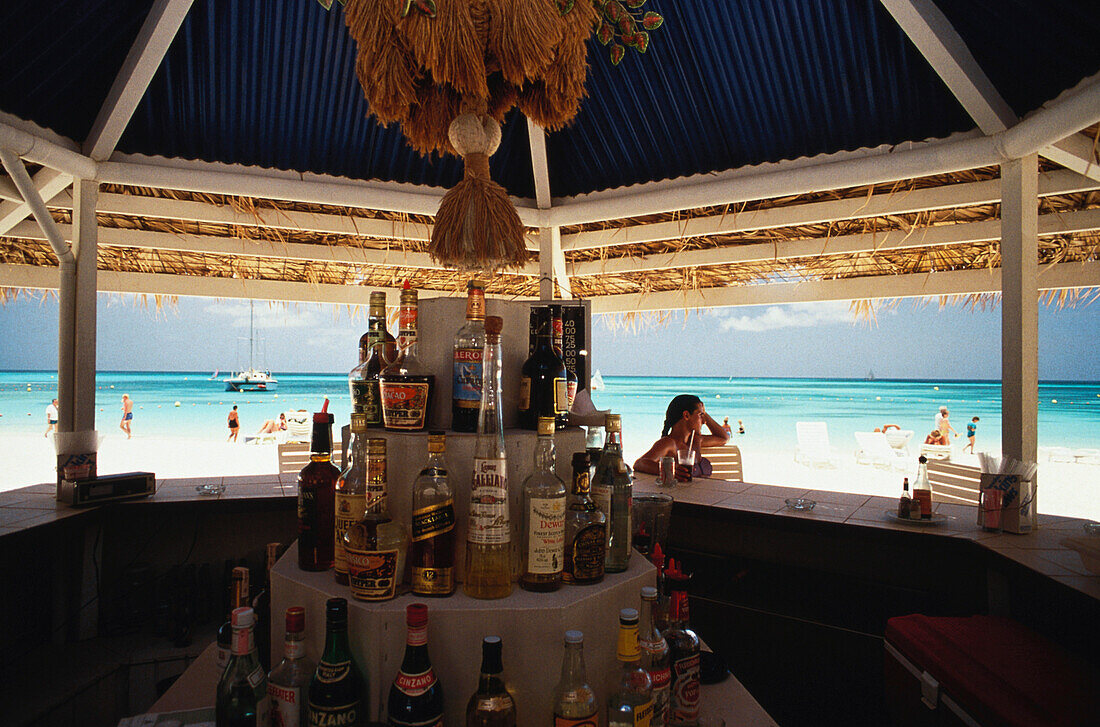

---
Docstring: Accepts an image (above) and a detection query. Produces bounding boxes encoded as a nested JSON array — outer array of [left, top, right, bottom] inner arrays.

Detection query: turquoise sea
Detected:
[[1, 371, 1098, 459]]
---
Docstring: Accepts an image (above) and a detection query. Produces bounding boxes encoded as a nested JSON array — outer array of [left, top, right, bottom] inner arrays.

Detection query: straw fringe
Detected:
[[429, 174, 528, 272], [486, 0, 562, 87]]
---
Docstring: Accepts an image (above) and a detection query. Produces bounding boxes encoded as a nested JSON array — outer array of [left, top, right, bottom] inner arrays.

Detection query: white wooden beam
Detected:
[[0, 176, 20, 203], [71, 179, 98, 432], [0, 168, 72, 236], [550, 226, 571, 299], [527, 116, 552, 211], [84, 0, 194, 160], [1043, 133, 1100, 183]]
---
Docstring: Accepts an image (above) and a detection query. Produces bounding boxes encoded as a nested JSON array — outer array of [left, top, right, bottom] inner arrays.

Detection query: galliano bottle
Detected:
[[563, 452, 606, 585], [268, 606, 314, 727], [520, 416, 566, 592], [552, 630, 599, 727], [343, 438, 409, 601], [465, 316, 513, 599], [388, 603, 444, 727], [350, 291, 395, 427], [308, 598, 365, 727], [593, 414, 633, 573], [452, 280, 486, 433], [298, 399, 339, 571], [608, 609, 654, 727], [379, 281, 434, 431], [410, 432, 457, 596], [334, 414, 368, 585], [217, 607, 270, 727]]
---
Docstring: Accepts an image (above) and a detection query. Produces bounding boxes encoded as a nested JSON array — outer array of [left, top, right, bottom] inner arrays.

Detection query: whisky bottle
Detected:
[[217, 566, 251, 673], [334, 416, 368, 585], [344, 438, 409, 601], [308, 598, 365, 727], [465, 636, 516, 727], [550, 304, 578, 420], [464, 316, 513, 599], [268, 606, 314, 727], [388, 603, 444, 727], [410, 432, 457, 597], [640, 586, 672, 727], [252, 542, 282, 671], [216, 607, 270, 727], [380, 281, 435, 431], [593, 413, 633, 573], [563, 452, 606, 585], [350, 291, 395, 427], [665, 571, 701, 726], [607, 608, 654, 727], [452, 280, 486, 433], [297, 399, 340, 571], [520, 416, 566, 592], [517, 306, 567, 430], [552, 630, 599, 726]]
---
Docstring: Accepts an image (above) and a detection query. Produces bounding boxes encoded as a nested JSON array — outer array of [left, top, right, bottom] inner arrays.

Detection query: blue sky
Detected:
[[0, 292, 1097, 380]]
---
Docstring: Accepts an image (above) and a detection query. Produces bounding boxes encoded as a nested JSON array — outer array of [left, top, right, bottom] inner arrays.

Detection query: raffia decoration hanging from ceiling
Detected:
[[341, 0, 621, 272]]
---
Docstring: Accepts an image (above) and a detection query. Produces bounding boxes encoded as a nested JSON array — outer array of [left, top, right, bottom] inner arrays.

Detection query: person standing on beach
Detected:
[[227, 405, 240, 442], [964, 417, 980, 454], [633, 394, 730, 476], [44, 398, 59, 437], [120, 394, 133, 439], [935, 406, 957, 441]]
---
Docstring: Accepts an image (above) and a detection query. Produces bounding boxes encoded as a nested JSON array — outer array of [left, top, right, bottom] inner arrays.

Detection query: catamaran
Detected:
[[223, 302, 278, 392]]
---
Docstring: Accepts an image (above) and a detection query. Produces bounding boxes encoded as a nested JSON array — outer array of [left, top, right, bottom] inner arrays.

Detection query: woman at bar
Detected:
[[633, 394, 729, 476]]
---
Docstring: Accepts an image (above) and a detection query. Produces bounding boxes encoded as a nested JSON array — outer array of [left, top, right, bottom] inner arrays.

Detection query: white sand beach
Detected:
[[2, 431, 1097, 522]]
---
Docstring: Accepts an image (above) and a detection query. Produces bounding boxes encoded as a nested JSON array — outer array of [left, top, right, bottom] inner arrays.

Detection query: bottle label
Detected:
[[399, 305, 418, 351], [617, 623, 641, 661], [297, 489, 316, 534], [633, 700, 654, 727], [554, 716, 598, 727], [452, 348, 483, 407], [527, 496, 566, 574], [307, 700, 359, 727], [349, 379, 381, 423], [670, 652, 701, 721], [645, 662, 672, 725], [518, 377, 531, 411], [554, 377, 569, 414], [284, 639, 305, 659], [572, 470, 591, 496], [313, 659, 351, 684], [232, 626, 255, 656], [469, 458, 510, 545], [566, 379, 578, 410], [345, 547, 399, 600], [592, 485, 611, 522], [412, 500, 456, 541], [216, 644, 229, 671], [333, 492, 366, 575], [566, 523, 606, 581], [392, 667, 437, 697], [269, 683, 301, 727], [412, 566, 454, 595], [247, 664, 266, 689], [380, 380, 431, 430]]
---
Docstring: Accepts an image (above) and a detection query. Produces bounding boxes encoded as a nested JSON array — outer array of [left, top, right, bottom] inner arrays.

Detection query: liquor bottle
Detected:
[[897, 477, 911, 519], [563, 452, 606, 585], [585, 426, 604, 484], [297, 399, 340, 571], [350, 291, 396, 428], [520, 416, 567, 591], [410, 432, 457, 597], [550, 304, 578, 422], [465, 636, 516, 727], [253, 542, 282, 671], [452, 280, 486, 433], [640, 586, 672, 727], [607, 609, 654, 727], [552, 630, 599, 726], [913, 455, 932, 519], [268, 606, 314, 727], [344, 438, 409, 601], [380, 281, 435, 431], [665, 570, 701, 726], [465, 316, 513, 599], [517, 306, 568, 430], [334, 416, 368, 585], [593, 414, 633, 573], [308, 598, 365, 727], [217, 567, 251, 673], [216, 606, 270, 727], [388, 603, 444, 727], [650, 543, 670, 633]]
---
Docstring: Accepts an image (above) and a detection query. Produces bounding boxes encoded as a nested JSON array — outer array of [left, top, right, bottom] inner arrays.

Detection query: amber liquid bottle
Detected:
[[518, 306, 567, 430], [344, 438, 409, 601], [334, 414, 368, 586], [297, 400, 340, 571], [563, 452, 606, 585], [388, 603, 445, 727], [350, 291, 396, 428], [452, 280, 486, 433], [410, 432, 457, 596], [380, 281, 434, 431], [465, 636, 516, 727]]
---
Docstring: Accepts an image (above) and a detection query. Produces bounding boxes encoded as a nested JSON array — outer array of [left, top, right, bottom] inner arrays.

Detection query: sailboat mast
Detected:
[[249, 301, 254, 370]]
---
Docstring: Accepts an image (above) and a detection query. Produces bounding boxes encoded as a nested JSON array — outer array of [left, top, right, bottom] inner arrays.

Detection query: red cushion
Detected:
[[885, 614, 1099, 727]]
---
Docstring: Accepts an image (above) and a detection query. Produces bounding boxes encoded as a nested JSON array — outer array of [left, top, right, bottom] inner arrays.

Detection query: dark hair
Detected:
[[662, 395, 702, 437]]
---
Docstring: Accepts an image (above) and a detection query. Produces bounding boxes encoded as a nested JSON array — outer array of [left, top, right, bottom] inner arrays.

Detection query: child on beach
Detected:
[[964, 416, 980, 453]]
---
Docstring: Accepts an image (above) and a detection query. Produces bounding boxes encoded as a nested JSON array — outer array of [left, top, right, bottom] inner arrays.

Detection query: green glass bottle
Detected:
[[216, 606, 270, 727], [308, 597, 365, 727]]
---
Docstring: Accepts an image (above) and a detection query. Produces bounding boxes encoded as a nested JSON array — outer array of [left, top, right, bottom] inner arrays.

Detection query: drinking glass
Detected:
[[676, 448, 696, 482]]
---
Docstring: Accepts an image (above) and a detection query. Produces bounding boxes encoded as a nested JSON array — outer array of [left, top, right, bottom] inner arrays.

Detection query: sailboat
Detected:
[[865, 369, 876, 381], [208, 369, 219, 380], [590, 369, 605, 391], [223, 302, 279, 392]]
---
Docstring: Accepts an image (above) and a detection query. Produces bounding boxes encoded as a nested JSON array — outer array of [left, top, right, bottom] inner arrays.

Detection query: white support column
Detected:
[[539, 228, 555, 300], [71, 179, 99, 433], [1000, 155, 1039, 465]]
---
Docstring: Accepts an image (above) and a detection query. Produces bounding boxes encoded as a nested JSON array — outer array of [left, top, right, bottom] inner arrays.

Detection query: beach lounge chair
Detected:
[[278, 440, 341, 475], [284, 410, 310, 443], [927, 459, 981, 507], [700, 443, 743, 482], [919, 443, 952, 461], [1073, 448, 1100, 465], [883, 428, 914, 455], [1046, 446, 1075, 463], [854, 431, 908, 470], [794, 422, 841, 468]]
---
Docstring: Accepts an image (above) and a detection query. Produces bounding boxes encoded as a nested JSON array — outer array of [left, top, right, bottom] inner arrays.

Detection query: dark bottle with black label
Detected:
[[518, 306, 568, 430], [388, 603, 444, 727], [297, 399, 339, 571], [307, 597, 365, 727], [410, 432, 457, 597], [563, 452, 606, 585]]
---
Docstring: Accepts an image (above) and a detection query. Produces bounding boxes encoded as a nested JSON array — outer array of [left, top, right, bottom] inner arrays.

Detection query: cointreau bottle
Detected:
[[388, 603, 444, 727]]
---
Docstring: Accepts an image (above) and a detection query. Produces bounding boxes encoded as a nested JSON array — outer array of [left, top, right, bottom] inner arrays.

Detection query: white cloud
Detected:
[[716, 302, 854, 332]]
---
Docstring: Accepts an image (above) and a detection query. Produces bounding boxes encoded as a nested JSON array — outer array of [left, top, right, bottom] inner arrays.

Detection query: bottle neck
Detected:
[[478, 646, 505, 694], [559, 642, 586, 686], [365, 454, 388, 513], [478, 338, 504, 440], [231, 623, 255, 656], [670, 588, 690, 627], [604, 429, 623, 454], [466, 291, 486, 321], [616, 622, 641, 666], [283, 629, 305, 660], [323, 621, 351, 662], [640, 598, 660, 641], [310, 422, 333, 456], [401, 623, 431, 672], [398, 303, 419, 361], [534, 435, 555, 472]]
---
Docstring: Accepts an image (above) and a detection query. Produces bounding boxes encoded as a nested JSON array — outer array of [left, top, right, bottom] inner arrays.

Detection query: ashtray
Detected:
[[1084, 522, 1100, 535], [784, 497, 816, 511]]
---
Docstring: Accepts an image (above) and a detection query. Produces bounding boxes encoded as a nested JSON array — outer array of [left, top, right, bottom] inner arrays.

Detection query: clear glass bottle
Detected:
[[607, 608, 654, 727], [593, 413, 633, 573], [334, 415, 368, 586], [552, 630, 599, 726], [216, 606, 270, 727], [452, 280, 486, 433], [344, 438, 409, 601], [550, 304, 578, 422], [563, 452, 606, 585], [518, 306, 568, 430], [913, 455, 932, 518], [350, 291, 394, 427], [268, 606, 314, 727], [465, 635, 516, 727], [388, 603, 445, 727], [520, 416, 567, 591], [640, 586, 672, 727], [308, 598, 365, 727], [465, 316, 513, 599], [665, 573, 701, 726], [297, 399, 340, 571], [410, 432, 457, 597], [380, 281, 435, 431], [217, 566, 250, 672]]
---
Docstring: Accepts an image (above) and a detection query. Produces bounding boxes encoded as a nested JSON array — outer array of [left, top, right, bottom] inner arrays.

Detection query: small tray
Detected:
[[884, 510, 948, 525]]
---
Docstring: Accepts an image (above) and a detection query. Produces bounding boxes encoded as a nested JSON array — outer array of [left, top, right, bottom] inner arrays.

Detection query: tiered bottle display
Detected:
[[308, 598, 365, 727], [410, 432, 457, 597], [563, 452, 607, 585], [465, 636, 516, 727], [388, 603, 445, 727], [216, 606, 270, 727], [343, 438, 409, 601], [552, 630, 599, 726], [268, 606, 313, 727], [593, 414, 633, 573], [380, 281, 435, 431], [350, 291, 395, 427], [518, 307, 568, 430], [452, 281, 486, 433], [334, 415, 368, 586], [297, 401, 339, 571], [520, 416, 567, 592]]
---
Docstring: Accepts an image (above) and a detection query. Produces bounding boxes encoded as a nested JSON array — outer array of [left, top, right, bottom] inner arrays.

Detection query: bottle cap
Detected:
[[406, 602, 428, 628], [231, 606, 255, 628], [285, 606, 305, 633], [619, 608, 638, 625], [427, 431, 446, 452], [605, 413, 621, 432], [918, 455, 928, 464], [325, 597, 348, 624], [369, 291, 386, 307], [485, 315, 503, 336], [564, 629, 584, 644], [350, 412, 368, 432], [313, 397, 333, 424], [367, 437, 386, 455], [572, 452, 589, 469], [537, 416, 555, 436], [641, 586, 658, 600]]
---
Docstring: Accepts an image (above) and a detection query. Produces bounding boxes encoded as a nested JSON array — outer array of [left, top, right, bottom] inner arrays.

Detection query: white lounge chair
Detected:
[[1073, 448, 1100, 465], [883, 428, 914, 455], [1046, 446, 1075, 463], [854, 431, 908, 470], [920, 443, 953, 461], [284, 410, 310, 443], [794, 422, 841, 469]]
